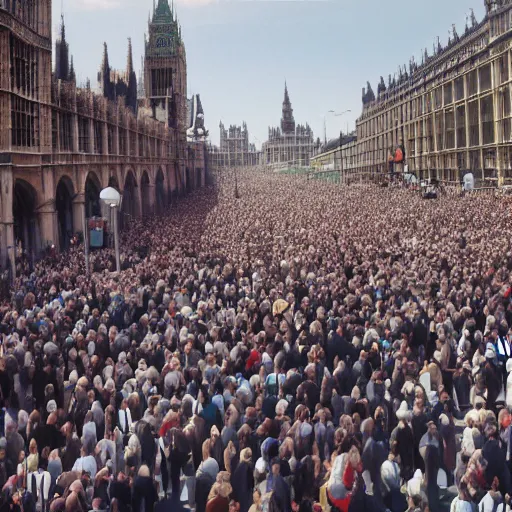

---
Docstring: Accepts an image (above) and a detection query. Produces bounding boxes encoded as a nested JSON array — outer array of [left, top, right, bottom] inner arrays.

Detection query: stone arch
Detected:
[[55, 176, 75, 251], [140, 170, 151, 216], [85, 171, 102, 218], [155, 168, 166, 214], [108, 174, 120, 191], [13, 179, 40, 266], [122, 169, 139, 219]]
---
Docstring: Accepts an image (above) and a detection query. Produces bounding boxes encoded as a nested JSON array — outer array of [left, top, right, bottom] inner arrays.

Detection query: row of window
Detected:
[[359, 53, 512, 140], [1, 0, 40, 33], [10, 34, 39, 100]]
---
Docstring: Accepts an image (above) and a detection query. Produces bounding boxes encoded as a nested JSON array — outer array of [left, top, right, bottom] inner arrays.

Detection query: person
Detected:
[[2, 165, 512, 512]]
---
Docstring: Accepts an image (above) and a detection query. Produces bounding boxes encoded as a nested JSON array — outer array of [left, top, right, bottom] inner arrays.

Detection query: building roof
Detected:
[[321, 134, 357, 153], [153, 0, 173, 24]]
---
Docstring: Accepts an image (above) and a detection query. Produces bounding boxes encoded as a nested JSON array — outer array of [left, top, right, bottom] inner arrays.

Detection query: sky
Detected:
[[54, 0, 487, 147]]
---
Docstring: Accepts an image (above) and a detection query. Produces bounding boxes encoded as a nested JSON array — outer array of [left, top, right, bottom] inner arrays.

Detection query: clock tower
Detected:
[[144, 0, 187, 190], [144, 0, 187, 132]]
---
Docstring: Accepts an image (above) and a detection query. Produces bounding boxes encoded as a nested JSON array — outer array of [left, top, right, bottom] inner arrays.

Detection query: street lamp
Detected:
[[324, 110, 335, 146], [100, 187, 121, 273], [335, 110, 352, 185], [334, 109, 352, 128]]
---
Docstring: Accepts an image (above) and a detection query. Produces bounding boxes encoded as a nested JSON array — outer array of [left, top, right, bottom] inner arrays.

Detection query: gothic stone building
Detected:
[[262, 83, 314, 169], [209, 121, 261, 168], [354, 0, 512, 185], [0, 0, 207, 271]]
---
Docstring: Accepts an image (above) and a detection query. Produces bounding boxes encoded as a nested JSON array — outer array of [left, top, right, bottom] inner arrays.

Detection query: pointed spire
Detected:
[[284, 80, 290, 104], [127, 38, 133, 75], [55, 14, 69, 81], [470, 8, 477, 27], [69, 56, 76, 82], [102, 42, 110, 74], [60, 14, 66, 42]]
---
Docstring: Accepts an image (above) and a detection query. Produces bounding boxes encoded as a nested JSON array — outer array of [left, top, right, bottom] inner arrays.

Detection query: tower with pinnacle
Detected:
[[55, 15, 75, 82], [97, 39, 137, 113], [281, 82, 295, 134], [144, 0, 187, 131]]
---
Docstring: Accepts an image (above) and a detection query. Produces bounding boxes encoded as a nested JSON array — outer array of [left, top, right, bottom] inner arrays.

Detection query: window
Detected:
[[52, 110, 58, 151], [457, 152, 466, 170], [78, 118, 90, 152], [502, 118, 511, 142], [469, 150, 480, 172], [445, 108, 455, 149], [444, 83, 453, 105], [480, 64, 492, 92], [468, 70, 478, 96], [129, 130, 137, 156], [435, 113, 444, 150], [119, 128, 126, 155], [481, 95, 495, 145], [500, 87, 512, 118], [138, 134, 144, 157], [11, 96, 38, 148], [484, 149, 497, 179], [425, 115, 434, 153], [468, 100, 479, 147], [108, 125, 115, 154], [10, 34, 38, 99], [93, 120, 103, 154], [456, 105, 466, 148], [425, 93, 432, 113], [500, 54, 509, 85], [454, 77, 465, 102], [59, 112, 73, 151]]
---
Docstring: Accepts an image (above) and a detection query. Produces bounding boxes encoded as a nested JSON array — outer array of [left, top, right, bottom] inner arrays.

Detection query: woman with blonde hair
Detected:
[[206, 471, 232, 512]]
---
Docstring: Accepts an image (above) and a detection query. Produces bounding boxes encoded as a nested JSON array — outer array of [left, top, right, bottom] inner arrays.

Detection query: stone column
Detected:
[[72, 192, 86, 235], [0, 166, 14, 277], [38, 205, 57, 252], [39, 166, 57, 251], [147, 184, 155, 215]]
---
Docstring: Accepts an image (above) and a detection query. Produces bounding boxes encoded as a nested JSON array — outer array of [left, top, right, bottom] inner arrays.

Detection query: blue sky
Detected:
[[54, 0, 486, 147]]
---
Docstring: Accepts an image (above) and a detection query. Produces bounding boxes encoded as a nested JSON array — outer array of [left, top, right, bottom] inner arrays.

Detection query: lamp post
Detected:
[[324, 110, 335, 146], [82, 206, 90, 277], [335, 110, 351, 184], [100, 187, 121, 273]]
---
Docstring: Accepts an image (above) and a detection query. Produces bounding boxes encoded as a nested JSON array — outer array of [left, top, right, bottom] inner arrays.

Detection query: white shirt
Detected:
[[118, 407, 133, 434], [72, 455, 97, 478]]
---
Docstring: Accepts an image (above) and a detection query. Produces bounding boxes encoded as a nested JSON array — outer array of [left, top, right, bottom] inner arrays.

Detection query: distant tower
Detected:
[[281, 82, 296, 134], [98, 42, 114, 101], [125, 38, 137, 113], [55, 15, 70, 80], [144, 0, 187, 130]]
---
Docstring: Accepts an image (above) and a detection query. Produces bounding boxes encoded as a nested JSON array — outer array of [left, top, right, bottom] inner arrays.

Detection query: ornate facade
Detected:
[[262, 83, 314, 169], [0, 0, 207, 272], [353, 0, 512, 185], [209, 121, 261, 168]]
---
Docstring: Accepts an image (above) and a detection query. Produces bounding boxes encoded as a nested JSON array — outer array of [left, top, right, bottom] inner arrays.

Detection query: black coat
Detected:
[[231, 461, 254, 512], [195, 473, 215, 512], [132, 475, 158, 512]]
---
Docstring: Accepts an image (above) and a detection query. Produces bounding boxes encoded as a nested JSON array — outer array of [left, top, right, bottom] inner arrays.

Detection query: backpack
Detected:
[[394, 147, 404, 163]]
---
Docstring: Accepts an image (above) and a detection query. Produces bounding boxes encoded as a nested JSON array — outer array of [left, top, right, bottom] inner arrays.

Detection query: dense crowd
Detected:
[[0, 167, 512, 512]]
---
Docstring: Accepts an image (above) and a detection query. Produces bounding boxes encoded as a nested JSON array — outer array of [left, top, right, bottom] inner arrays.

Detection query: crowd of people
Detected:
[[0, 167, 512, 512]]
